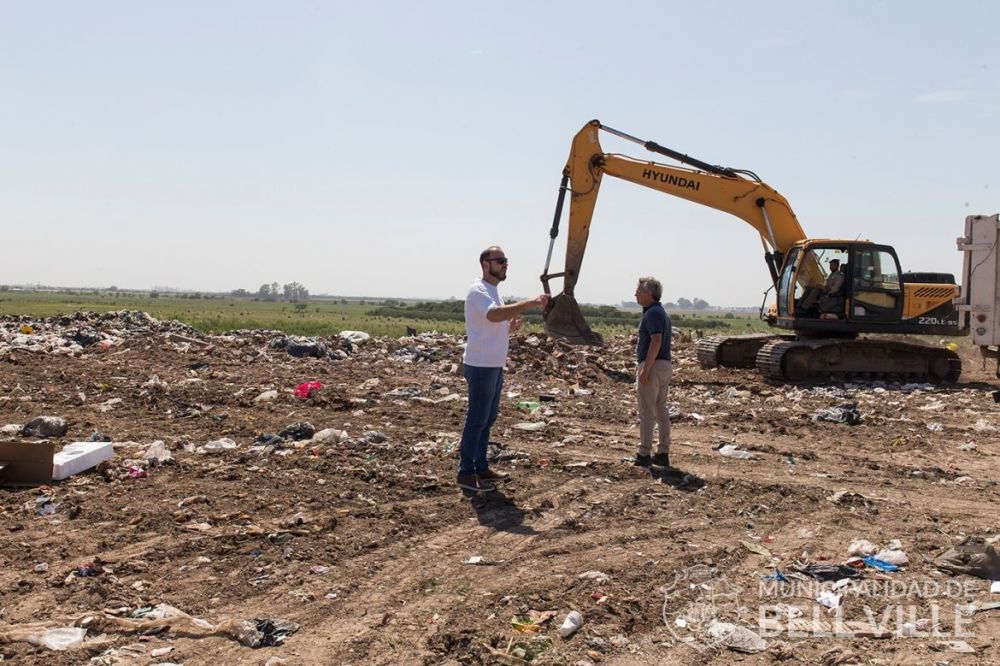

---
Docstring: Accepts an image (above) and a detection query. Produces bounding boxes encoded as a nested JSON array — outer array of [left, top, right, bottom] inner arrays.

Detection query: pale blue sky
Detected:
[[2, 1, 996, 306]]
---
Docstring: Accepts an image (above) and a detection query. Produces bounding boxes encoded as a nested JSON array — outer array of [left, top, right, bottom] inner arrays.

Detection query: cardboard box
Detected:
[[0, 441, 56, 486]]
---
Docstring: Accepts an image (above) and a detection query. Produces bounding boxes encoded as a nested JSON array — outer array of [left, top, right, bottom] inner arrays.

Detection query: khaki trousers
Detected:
[[636, 359, 672, 456]]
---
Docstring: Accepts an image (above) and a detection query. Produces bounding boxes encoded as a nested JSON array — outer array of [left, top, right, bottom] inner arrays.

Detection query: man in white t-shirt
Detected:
[[458, 246, 549, 493]]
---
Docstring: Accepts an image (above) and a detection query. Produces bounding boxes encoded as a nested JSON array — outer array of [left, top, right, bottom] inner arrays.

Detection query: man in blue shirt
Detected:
[[634, 277, 673, 468]]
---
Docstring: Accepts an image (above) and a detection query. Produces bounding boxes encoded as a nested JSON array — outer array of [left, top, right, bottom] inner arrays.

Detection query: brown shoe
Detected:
[[478, 468, 510, 482], [457, 474, 495, 493]]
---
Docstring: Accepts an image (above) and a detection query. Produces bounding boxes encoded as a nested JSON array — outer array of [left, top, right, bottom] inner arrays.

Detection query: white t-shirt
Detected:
[[463, 279, 509, 367]]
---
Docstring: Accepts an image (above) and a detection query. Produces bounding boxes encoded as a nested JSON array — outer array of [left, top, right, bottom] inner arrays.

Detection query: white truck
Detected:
[[956, 213, 1000, 378]]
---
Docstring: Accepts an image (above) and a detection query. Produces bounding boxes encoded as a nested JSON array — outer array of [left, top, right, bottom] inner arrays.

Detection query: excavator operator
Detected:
[[799, 259, 845, 315]]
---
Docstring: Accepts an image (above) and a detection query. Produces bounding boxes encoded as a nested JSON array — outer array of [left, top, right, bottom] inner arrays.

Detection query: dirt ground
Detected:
[[2, 311, 1000, 665]]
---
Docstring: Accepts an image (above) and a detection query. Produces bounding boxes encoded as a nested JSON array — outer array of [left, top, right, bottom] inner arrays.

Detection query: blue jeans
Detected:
[[458, 365, 504, 476]]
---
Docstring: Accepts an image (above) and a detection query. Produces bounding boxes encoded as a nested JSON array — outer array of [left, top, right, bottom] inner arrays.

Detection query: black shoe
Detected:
[[651, 453, 671, 467], [634, 454, 652, 468]]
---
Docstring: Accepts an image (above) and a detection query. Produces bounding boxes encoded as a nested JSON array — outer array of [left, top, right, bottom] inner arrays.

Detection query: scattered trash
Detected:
[[52, 441, 114, 480], [848, 539, 878, 556], [339, 330, 371, 345], [556, 610, 583, 638], [27, 626, 86, 651], [511, 611, 557, 633], [254, 390, 279, 403], [75, 562, 99, 577], [707, 620, 767, 653], [198, 438, 239, 454], [827, 490, 879, 513], [513, 422, 546, 431], [23, 415, 69, 437], [516, 400, 542, 412], [862, 555, 899, 572], [874, 548, 908, 566], [234, 618, 300, 648], [797, 564, 863, 581], [816, 590, 842, 609], [306, 428, 345, 447], [464, 556, 485, 565], [811, 403, 862, 426], [143, 440, 173, 464], [934, 536, 1000, 580], [126, 465, 147, 479], [279, 422, 316, 441], [716, 443, 754, 459], [937, 639, 976, 653], [578, 571, 611, 582], [971, 600, 1000, 614], [741, 540, 772, 557], [293, 381, 323, 400]]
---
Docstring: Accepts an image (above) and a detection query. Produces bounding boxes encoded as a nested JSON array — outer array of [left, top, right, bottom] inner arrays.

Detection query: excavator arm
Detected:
[[541, 120, 810, 344]]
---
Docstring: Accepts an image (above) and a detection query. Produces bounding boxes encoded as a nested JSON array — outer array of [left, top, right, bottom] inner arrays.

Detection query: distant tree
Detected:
[[692, 298, 710, 310], [150, 291, 160, 298], [0, 285, 9, 292], [231, 288, 250, 297], [109, 285, 119, 292], [258, 284, 276, 300], [282, 282, 309, 302], [676, 297, 692, 309]]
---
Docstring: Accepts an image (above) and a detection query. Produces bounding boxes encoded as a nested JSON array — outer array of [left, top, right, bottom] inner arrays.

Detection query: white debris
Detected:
[[197, 438, 238, 454], [254, 390, 279, 403], [707, 620, 767, 653], [717, 444, 754, 460]]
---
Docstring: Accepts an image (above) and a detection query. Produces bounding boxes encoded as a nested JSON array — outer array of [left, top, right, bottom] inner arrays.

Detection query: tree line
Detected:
[[229, 283, 310, 302]]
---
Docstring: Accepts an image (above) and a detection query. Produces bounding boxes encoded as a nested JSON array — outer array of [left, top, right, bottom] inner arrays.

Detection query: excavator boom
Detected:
[[541, 120, 808, 344]]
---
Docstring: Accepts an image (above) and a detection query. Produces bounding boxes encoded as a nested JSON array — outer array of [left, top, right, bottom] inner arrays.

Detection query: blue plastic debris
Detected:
[[863, 555, 900, 572]]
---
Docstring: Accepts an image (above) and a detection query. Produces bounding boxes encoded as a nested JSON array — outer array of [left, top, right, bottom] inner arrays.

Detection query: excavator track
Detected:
[[755, 338, 962, 383], [696, 334, 786, 369]]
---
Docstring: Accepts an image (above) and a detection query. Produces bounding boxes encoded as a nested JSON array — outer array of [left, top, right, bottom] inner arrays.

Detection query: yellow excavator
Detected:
[[540, 120, 964, 382]]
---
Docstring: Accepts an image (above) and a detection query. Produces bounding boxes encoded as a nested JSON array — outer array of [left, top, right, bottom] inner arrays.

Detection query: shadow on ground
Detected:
[[650, 466, 705, 491], [467, 489, 538, 535]]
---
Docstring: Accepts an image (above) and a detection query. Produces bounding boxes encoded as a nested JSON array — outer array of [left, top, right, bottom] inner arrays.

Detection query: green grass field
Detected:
[[0, 291, 772, 338]]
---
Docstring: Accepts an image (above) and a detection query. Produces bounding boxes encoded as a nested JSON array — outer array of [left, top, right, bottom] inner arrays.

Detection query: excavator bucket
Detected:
[[543, 293, 603, 346]]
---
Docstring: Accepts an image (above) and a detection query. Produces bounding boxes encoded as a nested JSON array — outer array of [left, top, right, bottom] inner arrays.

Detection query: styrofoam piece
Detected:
[[52, 442, 114, 481]]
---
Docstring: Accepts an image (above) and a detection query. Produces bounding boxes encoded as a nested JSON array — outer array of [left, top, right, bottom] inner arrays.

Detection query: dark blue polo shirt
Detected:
[[637, 302, 671, 362]]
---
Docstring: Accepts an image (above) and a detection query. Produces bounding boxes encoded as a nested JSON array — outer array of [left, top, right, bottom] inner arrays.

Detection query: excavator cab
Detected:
[[775, 241, 906, 333]]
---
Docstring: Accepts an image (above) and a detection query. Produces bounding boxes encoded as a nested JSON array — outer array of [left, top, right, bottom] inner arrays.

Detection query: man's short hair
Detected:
[[638, 276, 662, 301], [479, 246, 502, 264], [829, 259, 840, 267]]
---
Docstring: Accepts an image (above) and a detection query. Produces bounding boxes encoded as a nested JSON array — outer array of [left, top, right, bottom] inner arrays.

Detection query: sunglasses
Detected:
[[486, 257, 508, 265]]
